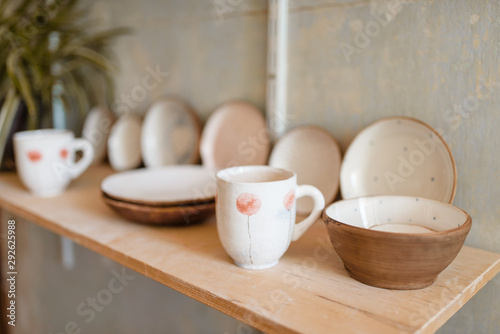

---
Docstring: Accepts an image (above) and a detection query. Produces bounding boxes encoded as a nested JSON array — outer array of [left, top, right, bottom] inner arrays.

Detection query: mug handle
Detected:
[[292, 185, 325, 241], [66, 138, 95, 179]]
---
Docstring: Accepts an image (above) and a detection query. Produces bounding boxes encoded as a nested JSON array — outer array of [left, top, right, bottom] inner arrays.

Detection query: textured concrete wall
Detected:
[[8, 0, 498, 333], [87, 0, 268, 118], [285, 1, 500, 333]]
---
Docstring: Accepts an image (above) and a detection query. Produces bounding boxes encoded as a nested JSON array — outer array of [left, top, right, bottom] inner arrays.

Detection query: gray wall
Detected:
[[9, 0, 499, 333], [285, 1, 500, 333]]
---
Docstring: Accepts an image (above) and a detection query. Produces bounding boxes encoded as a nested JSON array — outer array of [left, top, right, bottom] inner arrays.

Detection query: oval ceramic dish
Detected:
[[141, 97, 201, 168], [200, 101, 270, 170], [82, 106, 114, 165], [103, 195, 215, 225], [269, 125, 341, 214], [340, 117, 456, 203], [323, 195, 472, 289], [101, 165, 215, 206], [107, 115, 142, 171]]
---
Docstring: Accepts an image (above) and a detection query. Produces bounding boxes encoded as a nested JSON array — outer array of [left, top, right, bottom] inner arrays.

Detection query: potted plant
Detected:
[[0, 0, 128, 170]]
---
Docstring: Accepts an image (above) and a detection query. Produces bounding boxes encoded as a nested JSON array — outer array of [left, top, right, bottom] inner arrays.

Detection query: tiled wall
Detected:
[[14, 0, 500, 333]]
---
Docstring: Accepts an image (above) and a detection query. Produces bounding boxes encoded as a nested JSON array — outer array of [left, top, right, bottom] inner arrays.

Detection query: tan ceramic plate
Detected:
[[101, 165, 216, 206], [340, 117, 456, 203], [200, 101, 270, 170], [103, 195, 215, 225], [269, 125, 341, 214]]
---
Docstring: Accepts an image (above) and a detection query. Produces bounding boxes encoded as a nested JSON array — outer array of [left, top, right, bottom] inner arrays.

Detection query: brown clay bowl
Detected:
[[323, 196, 472, 290], [103, 195, 215, 225]]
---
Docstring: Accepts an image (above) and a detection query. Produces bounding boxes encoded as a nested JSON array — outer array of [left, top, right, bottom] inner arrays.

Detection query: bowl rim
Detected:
[[323, 195, 472, 237]]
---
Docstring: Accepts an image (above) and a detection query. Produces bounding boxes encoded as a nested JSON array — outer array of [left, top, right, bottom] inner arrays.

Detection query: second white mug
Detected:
[[14, 129, 94, 197]]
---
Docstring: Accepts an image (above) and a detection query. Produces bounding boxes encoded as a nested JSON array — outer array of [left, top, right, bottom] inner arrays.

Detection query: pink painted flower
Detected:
[[60, 149, 69, 159], [27, 150, 42, 162], [236, 193, 261, 216], [236, 192, 261, 265], [283, 189, 295, 211]]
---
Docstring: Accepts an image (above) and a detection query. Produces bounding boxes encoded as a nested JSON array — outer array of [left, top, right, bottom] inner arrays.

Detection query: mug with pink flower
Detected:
[[216, 166, 325, 269]]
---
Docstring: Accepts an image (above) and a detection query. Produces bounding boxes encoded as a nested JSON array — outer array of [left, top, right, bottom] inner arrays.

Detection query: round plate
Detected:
[[108, 115, 142, 171], [141, 97, 201, 168], [269, 125, 342, 214], [101, 165, 216, 206], [103, 195, 215, 225], [82, 106, 114, 165], [200, 101, 270, 170], [340, 117, 456, 203]]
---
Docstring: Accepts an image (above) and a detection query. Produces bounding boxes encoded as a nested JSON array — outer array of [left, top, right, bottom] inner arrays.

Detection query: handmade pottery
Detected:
[[13, 129, 94, 197], [216, 165, 325, 269], [141, 97, 201, 168], [82, 106, 115, 165], [200, 101, 270, 170], [107, 115, 142, 171], [323, 195, 472, 289], [103, 195, 215, 225], [340, 117, 456, 203], [101, 165, 215, 206], [269, 125, 342, 214]]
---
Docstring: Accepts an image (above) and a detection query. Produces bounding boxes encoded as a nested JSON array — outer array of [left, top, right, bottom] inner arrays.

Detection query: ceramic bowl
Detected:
[[103, 195, 215, 225], [323, 196, 471, 290]]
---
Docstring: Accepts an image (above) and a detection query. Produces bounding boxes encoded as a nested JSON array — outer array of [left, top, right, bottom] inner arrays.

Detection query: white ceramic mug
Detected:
[[216, 166, 325, 269], [14, 129, 94, 197]]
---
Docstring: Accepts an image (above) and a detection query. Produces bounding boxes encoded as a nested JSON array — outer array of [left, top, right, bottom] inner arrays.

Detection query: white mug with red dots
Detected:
[[13, 129, 94, 197], [216, 166, 325, 269]]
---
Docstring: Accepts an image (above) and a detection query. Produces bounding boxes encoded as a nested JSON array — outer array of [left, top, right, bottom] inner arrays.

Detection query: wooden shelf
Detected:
[[0, 166, 499, 334]]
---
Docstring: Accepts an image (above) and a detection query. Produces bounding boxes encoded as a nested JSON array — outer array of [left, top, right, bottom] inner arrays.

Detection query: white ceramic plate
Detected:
[[269, 126, 342, 214], [82, 106, 114, 165], [340, 117, 456, 203], [108, 115, 142, 171], [141, 97, 201, 168], [200, 101, 270, 170], [101, 165, 216, 206]]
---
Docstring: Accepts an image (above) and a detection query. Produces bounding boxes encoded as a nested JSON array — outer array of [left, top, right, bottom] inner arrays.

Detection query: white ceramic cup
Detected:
[[14, 129, 94, 197], [216, 165, 325, 269]]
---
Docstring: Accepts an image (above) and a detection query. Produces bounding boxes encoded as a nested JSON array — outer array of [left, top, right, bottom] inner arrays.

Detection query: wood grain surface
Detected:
[[0, 166, 499, 334]]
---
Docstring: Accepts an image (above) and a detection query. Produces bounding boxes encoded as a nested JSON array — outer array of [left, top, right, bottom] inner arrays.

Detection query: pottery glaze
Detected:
[[216, 166, 325, 269], [82, 106, 114, 165], [103, 195, 215, 225], [269, 125, 342, 214], [200, 101, 270, 170], [108, 115, 142, 171], [101, 165, 215, 206], [141, 97, 201, 167], [14, 129, 94, 197], [323, 196, 472, 289], [340, 117, 456, 203]]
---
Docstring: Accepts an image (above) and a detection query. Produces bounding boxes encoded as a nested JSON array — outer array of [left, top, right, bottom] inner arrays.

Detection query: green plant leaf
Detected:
[[6, 48, 38, 129], [0, 88, 21, 163]]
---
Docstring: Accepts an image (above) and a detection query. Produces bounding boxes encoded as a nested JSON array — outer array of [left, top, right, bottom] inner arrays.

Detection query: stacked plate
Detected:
[[101, 166, 216, 225]]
